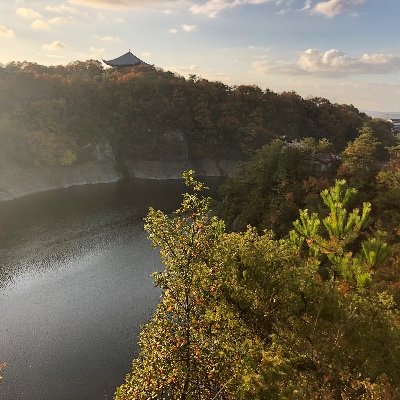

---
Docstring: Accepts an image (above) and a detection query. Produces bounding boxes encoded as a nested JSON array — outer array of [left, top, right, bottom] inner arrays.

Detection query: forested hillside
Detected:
[[0, 60, 392, 170], [115, 123, 400, 399], [218, 126, 398, 237], [116, 171, 400, 400]]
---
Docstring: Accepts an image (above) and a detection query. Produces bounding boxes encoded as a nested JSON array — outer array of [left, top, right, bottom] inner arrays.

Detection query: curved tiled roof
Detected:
[[103, 51, 147, 67]]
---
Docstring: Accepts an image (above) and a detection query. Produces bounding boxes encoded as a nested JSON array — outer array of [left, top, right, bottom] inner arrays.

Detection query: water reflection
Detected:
[[0, 178, 222, 400]]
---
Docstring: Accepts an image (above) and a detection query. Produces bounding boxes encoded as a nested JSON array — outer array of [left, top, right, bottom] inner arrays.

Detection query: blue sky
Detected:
[[0, 0, 399, 112]]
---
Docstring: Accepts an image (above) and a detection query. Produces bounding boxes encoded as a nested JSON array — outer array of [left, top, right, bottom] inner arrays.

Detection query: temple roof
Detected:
[[103, 51, 147, 67]]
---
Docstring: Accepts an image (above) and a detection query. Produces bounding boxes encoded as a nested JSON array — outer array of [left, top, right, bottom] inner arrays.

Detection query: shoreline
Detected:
[[0, 159, 239, 202]]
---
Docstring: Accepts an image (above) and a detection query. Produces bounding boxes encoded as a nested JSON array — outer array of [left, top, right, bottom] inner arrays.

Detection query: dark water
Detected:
[[0, 179, 221, 400]]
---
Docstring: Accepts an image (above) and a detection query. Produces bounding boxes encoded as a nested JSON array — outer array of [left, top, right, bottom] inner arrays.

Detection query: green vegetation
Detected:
[[218, 138, 336, 235], [0, 60, 392, 169], [376, 145, 400, 232], [2, 59, 398, 398], [220, 124, 399, 237], [116, 172, 400, 399]]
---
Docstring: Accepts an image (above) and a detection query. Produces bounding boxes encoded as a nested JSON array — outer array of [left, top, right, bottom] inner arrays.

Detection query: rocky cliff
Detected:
[[0, 159, 239, 202], [0, 162, 120, 202]]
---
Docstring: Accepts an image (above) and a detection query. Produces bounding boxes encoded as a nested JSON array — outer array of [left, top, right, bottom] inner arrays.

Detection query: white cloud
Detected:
[[313, 0, 364, 18], [96, 35, 120, 42], [31, 19, 50, 30], [190, 0, 272, 18], [221, 44, 270, 52], [252, 49, 400, 77], [70, 0, 149, 6], [66, 0, 363, 17], [76, 47, 107, 60], [45, 4, 77, 13], [43, 40, 67, 51], [168, 63, 237, 84], [181, 24, 197, 32], [48, 16, 74, 25], [0, 25, 15, 38], [169, 24, 197, 34], [141, 51, 152, 58], [190, 0, 233, 17], [300, 0, 312, 11], [90, 46, 105, 54], [169, 63, 198, 75], [45, 54, 68, 59], [16, 7, 42, 19], [69, 0, 172, 9], [69, 0, 274, 15]]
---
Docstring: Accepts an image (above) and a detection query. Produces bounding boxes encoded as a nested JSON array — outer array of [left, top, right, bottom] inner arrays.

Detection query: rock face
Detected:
[[0, 163, 120, 202], [0, 126, 241, 202], [0, 159, 240, 202]]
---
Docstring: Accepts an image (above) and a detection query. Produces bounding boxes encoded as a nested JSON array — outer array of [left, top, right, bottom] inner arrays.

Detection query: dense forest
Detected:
[[219, 129, 399, 238], [0, 60, 394, 170], [114, 130, 400, 397], [115, 158, 400, 400]]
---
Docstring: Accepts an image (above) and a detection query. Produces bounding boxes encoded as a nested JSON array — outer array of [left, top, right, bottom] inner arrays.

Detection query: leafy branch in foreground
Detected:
[[290, 179, 391, 289], [115, 171, 254, 400]]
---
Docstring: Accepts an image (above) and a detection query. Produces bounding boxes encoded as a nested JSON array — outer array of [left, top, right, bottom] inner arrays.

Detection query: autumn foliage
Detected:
[[115, 172, 400, 399]]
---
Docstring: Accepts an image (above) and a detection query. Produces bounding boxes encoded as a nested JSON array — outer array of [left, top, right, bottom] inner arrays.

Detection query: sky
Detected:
[[0, 0, 399, 112]]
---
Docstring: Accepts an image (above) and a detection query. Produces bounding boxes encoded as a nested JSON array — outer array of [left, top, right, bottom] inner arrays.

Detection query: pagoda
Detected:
[[103, 50, 148, 69]]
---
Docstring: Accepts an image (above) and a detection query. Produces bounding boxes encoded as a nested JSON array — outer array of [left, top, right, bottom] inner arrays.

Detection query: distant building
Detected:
[[388, 118, 400, 133], [103, 50, 149, 69]]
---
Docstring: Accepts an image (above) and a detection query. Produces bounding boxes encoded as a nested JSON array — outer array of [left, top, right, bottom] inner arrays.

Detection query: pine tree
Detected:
[[290, 179, 391, 289], [338, 126, 380, 189]]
